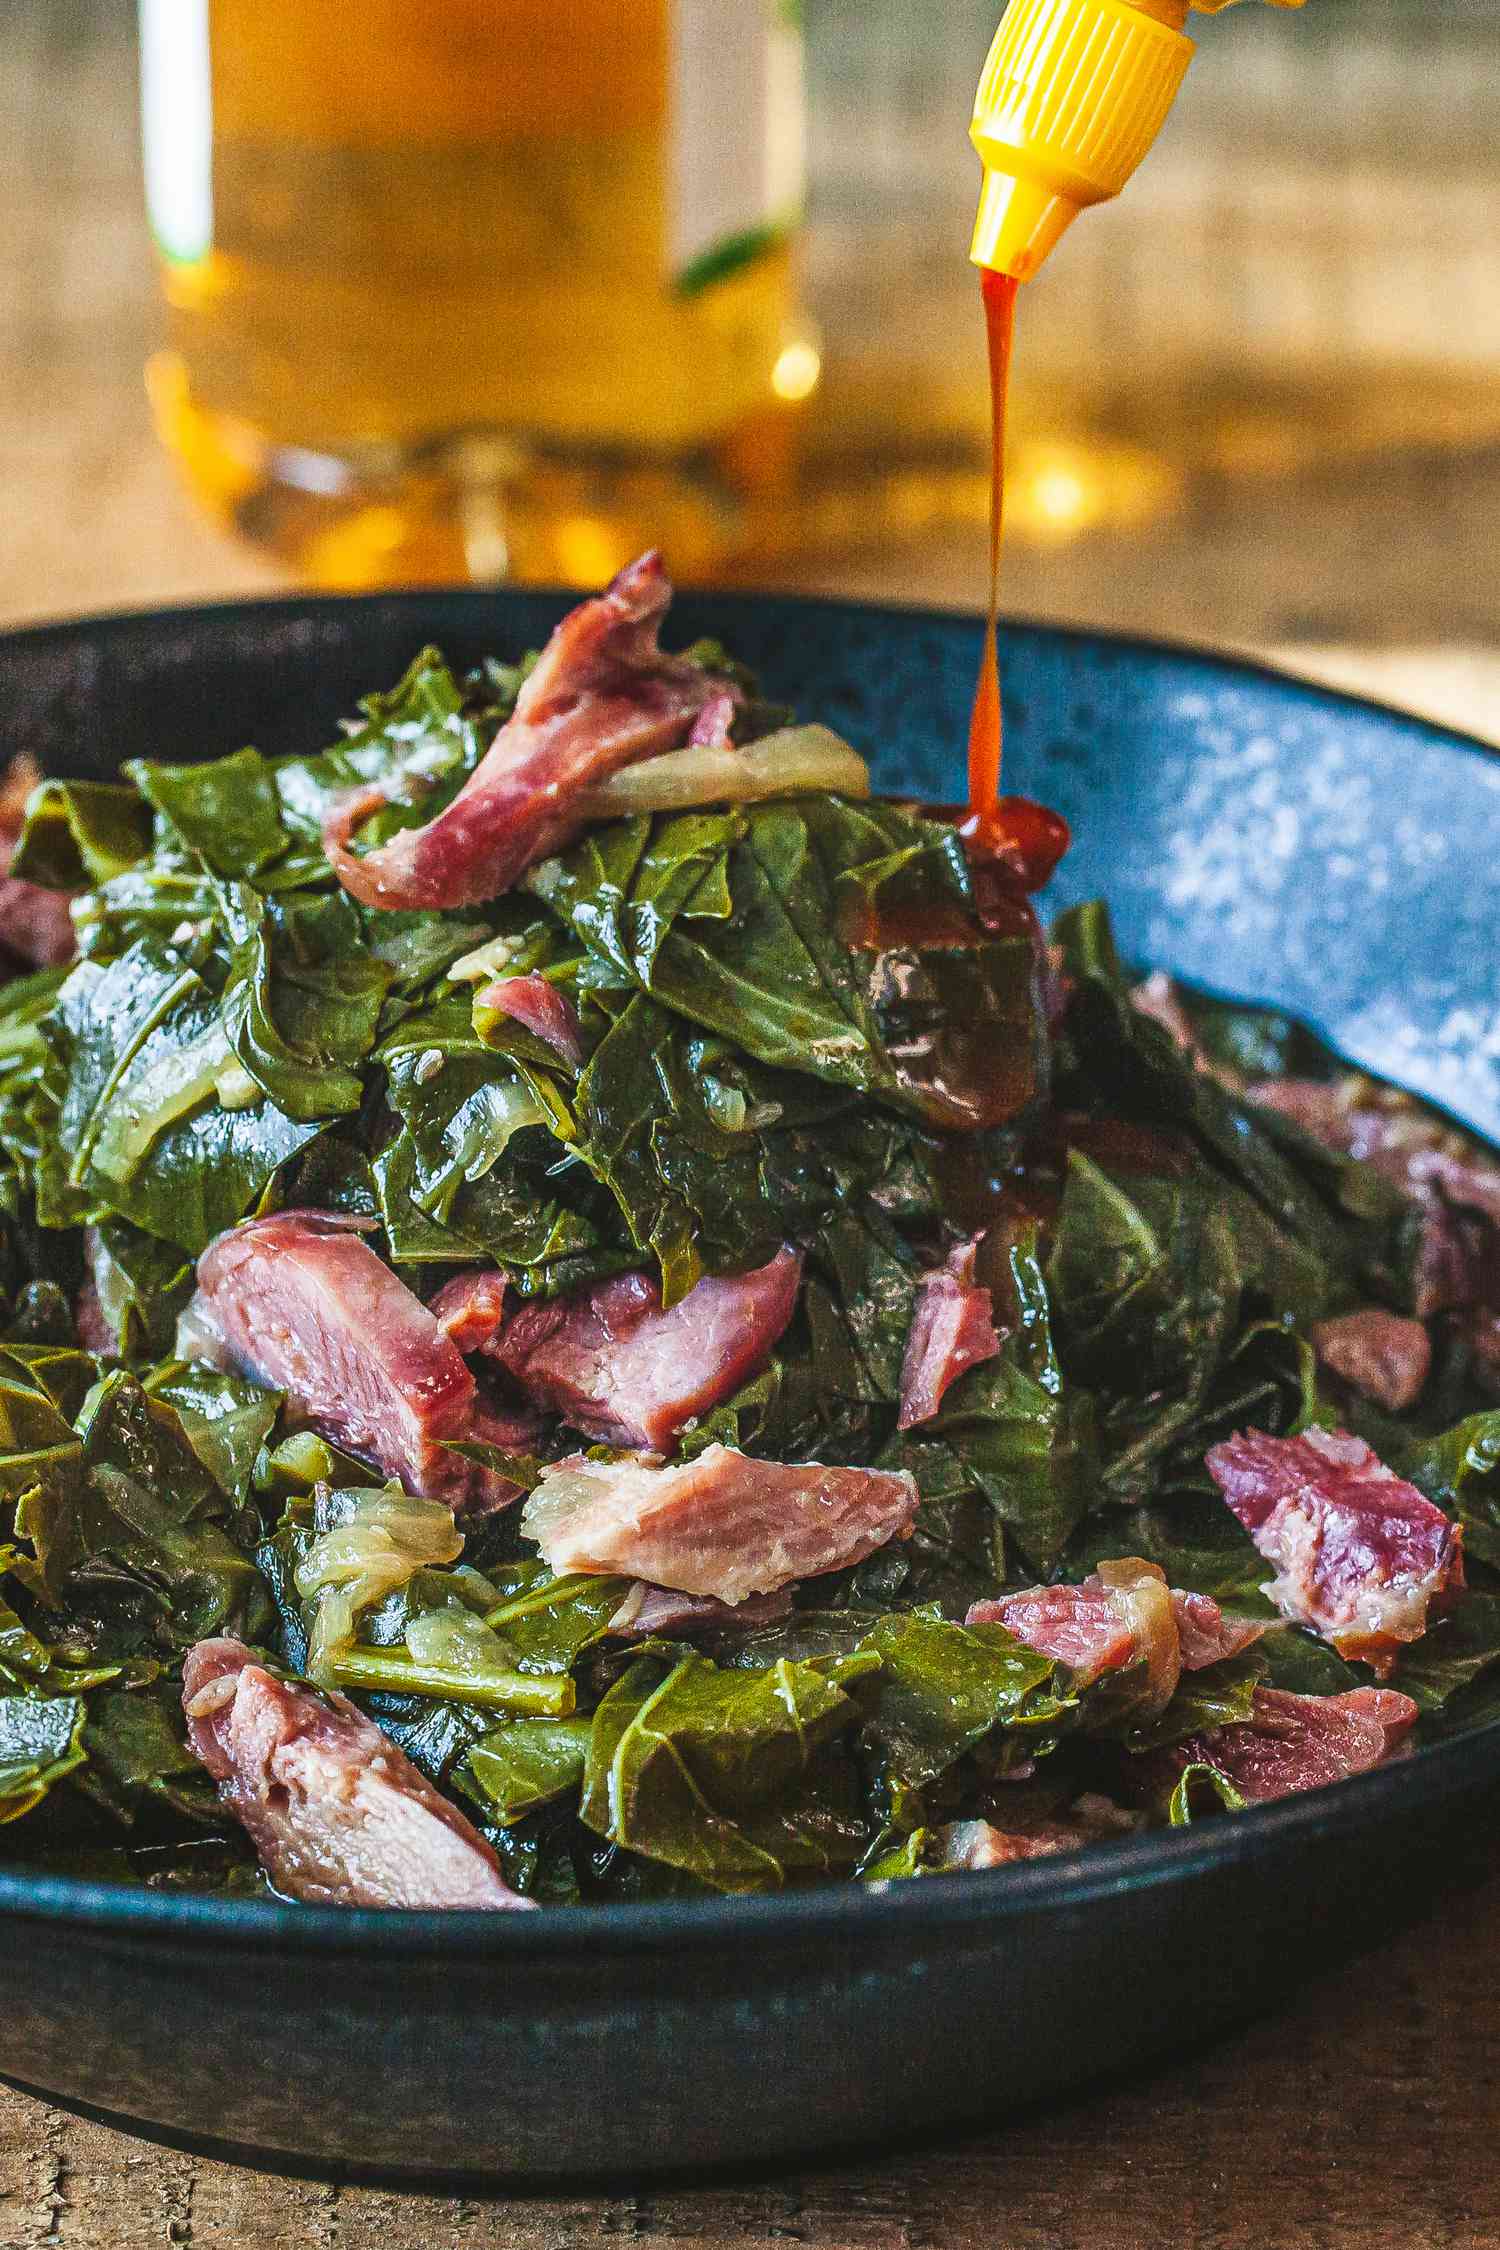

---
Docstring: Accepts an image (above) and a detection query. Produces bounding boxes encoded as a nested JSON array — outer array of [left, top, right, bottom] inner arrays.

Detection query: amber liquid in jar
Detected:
[[140, 0, 815, 587]]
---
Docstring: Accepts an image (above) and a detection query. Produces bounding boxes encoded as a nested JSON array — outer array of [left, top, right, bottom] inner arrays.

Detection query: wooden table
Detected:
[[3, 1861, 1500, 2247], [4, 5, 1500, 2241]]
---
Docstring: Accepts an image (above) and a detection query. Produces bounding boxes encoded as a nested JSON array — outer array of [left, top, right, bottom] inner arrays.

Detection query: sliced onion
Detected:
[[296, 1487, 462, 1683], [405, 1600, 514, 1679], [575, 724, 870, 819], [447, 933, 527, 986], [1094, 1557, 1182, 1719]]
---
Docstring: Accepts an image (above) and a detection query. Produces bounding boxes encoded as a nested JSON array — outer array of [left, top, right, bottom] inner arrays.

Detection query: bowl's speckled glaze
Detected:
[[1, 589, 1497, 2183]]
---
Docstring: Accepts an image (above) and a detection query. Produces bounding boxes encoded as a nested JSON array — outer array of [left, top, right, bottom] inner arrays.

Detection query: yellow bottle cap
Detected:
[[970, 0, 1196, 281]]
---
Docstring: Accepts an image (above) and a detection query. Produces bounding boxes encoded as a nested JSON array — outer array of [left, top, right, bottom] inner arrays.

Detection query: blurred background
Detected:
[[3, 0, 1497, 728]]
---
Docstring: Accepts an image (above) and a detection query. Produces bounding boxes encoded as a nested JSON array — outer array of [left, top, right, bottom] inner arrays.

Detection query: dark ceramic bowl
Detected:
[[1, 590, 1498, 2184]]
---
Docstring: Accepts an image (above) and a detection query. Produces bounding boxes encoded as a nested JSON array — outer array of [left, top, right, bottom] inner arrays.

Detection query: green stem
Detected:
[[329, 1651, 575, 1716]]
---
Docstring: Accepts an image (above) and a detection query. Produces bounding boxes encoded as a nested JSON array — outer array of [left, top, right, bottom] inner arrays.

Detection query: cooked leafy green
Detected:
[[579, 1647, 877, 1889], [14, 1373, 272, 1656], [532, 796, 1045, 1130], [0, 625, 1494, 1907], [850, 1609, 1067, 1824], [0, 1693, 88, 1822]]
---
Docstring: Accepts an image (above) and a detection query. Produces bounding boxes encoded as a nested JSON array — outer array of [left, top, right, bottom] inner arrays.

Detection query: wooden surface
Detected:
[[3, 1859, 1500, 2246], [4, 4, 1500, 2240]]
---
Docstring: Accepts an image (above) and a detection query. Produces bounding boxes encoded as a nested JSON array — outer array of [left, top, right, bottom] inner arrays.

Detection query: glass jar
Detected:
[[139, 0, 816, 587]]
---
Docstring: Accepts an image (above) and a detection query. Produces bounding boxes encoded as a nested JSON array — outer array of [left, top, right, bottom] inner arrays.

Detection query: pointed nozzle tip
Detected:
[[969, 169, 1085, 283]]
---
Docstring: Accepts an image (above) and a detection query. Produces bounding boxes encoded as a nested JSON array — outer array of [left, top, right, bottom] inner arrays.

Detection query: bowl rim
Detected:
[[5, 582, 1498, 773], [0, 1717, 1490, 1955], [3, 587, 1496, 1958]]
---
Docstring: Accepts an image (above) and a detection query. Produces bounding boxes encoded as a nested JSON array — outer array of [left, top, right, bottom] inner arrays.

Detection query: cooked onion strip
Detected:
[[575, 725, 869, 819]]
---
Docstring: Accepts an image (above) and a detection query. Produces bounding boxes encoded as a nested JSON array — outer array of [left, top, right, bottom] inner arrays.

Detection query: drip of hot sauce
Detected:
[[960, 270, 1072, 900], [967, 266, 1017, 830]]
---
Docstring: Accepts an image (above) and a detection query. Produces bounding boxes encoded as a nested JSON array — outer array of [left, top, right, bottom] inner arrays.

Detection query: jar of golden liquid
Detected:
[[139, 0, 816, 588]]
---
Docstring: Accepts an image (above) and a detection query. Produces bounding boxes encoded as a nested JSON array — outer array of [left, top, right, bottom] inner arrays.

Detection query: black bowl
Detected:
[[1, 589, 1497, 2184]]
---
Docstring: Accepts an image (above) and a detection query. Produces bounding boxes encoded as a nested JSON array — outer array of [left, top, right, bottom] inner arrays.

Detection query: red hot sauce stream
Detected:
[[843, 267, 1071, 1166], [965, 267, 1069, 890]]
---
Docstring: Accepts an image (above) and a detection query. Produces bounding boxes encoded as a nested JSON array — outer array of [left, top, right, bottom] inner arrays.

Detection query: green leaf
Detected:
[[458, 1715, 593, 1825], [807, 1207, 920, 1406], [10, 779, 152, 890], [1168, 1761, 1246, 1824], [1063, 1498, 1266, 1603], [1119, 1650, 1264, 1753], [89, 1220, 193, 1360], [272, 647, 490, 847], [15, 1372, 272, 1658], [572, 997, 780, 1303], [375, 998, 606, 1280], [49, 943, 323, 1253], [1047, 1139, 1340, 1516], [859, 1827, 933, 1882], [1052, 906, 1419, 1316], [0, 1693, 88, 1821], [0, 1345, 85, 1500], [67, 865, 220, 967], [852, 1609, 1066, 1820], [1399, 1411, 1500, 1566], [325, 1646, 574, 1714], [218, 884, 391, 1121], [1253, 1624, 1365, 1698], [79, 1678, 222, 1826], [535, 797, 1045, 1131], [478, 1562, 630, 1676], [1172, 988, 1342, 1086], [579, 1648, 875, 1890], [141, 1361, 282, 1501], [1390, 1593, 1500, 1715], [360, 907, 497, 994], [127, 747, 296, 883]]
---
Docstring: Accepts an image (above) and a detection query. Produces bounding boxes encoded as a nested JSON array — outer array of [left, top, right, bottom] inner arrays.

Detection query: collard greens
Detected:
[[0, 630, 1493, 1903]]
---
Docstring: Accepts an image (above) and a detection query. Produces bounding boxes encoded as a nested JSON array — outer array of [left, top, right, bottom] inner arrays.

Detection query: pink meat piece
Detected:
[[1249, 1078, 1496, 1317], [897, 1237, 1003, 1430], [1248, 1078, 1395, 1159], [182, 1639, 532, 1910], [1206, 1426, 1463, 1675], [1170, 1684, 1418, 1805], [689, 693, 738, 748], [1130, 973, 1211, 1070], [937, 1819, 1074, 1869], [521, 1444, 919, 1605], [185, 1211, 519, 1511], [476, 975, 584, 1069], [494, 1249, 802, 1453], [1313, 1306, 1432, 1412], [0, 756, 75, 969], [936, 1793, 1139, 1871], [968, 1586, 1134, 1682], [428, 1269, 508, 1356], [73, 1278, 115, 1357], [606, 1583, 794, 1640], [323, 553, 735, 910], [1409, 1145, 1500, 1231], [967, 1576, 1263, 1684], [1169, 1590, 1267, 1671], [0, 880, 75, 968]]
